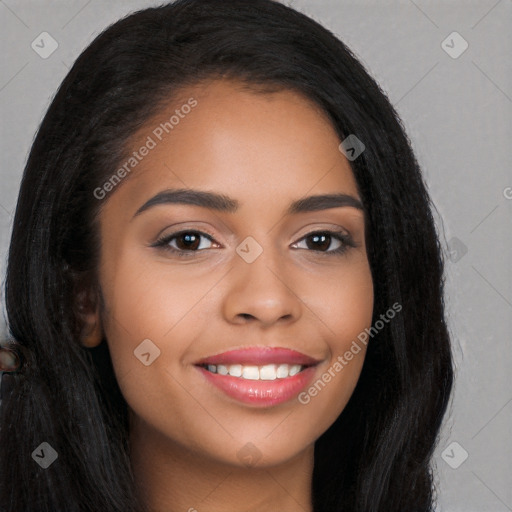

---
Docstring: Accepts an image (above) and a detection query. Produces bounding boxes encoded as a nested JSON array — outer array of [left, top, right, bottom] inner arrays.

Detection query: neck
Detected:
[[128, 414, 314, 512]]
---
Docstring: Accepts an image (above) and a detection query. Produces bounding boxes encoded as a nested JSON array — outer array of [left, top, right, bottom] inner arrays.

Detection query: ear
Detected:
[[0, 347, 20, 372], [75, 287, 103, 348]]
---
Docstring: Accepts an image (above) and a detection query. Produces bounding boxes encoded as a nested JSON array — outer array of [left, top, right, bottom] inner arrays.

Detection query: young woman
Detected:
[[0, 1, 453, 511]]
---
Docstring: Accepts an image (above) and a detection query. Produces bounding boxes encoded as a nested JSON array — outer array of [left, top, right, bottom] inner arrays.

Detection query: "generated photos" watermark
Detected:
[[298, 302, 402, 404]]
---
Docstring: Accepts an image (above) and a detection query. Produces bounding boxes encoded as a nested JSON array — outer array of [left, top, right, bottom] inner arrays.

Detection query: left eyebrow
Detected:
[[131, 187, 364, 220]]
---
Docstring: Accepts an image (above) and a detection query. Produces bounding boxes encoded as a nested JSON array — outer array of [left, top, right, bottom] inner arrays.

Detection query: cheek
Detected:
[[97, 246, 229, 392], [295, 259, 373, 428], [97, 252, 220, 447], [99, 248, 220, 360], [312, 257, 374, 345]]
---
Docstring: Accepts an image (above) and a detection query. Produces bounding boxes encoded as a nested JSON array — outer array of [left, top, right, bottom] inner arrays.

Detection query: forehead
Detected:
[[100, 78, 361, 220]]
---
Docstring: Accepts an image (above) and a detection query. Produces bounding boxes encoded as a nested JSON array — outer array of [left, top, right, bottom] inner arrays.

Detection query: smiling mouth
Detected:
[[193, 346, 322, 406], [196, 362, 312, 380]]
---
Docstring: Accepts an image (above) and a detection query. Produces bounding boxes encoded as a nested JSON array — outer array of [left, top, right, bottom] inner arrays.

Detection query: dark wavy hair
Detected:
[[0, 0, 453, 510]]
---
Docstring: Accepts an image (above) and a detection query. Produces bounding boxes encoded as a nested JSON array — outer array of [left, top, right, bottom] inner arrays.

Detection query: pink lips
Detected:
[[194, 346, 321, 366], [194, 346, 321, 407]]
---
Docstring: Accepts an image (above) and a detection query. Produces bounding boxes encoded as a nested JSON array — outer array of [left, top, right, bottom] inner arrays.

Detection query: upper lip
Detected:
[[194, 346, 322, 367]]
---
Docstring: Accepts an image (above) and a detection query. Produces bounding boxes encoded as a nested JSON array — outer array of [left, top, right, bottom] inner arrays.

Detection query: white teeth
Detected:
[[259, 364, 277, 380], [204, 363, 305, 379], [276, 364, 289, 378], [289, 364, 301, 376], [242, 366, 260, 380], [217, 364, 229, 375], [228, 364, 242, 377]]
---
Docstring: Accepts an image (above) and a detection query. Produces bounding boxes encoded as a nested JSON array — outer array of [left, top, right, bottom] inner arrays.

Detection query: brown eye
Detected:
[[305, 233, 334, 251], [153, 230, 217, 257], [173, 232, 203, 251], [292, 230, 356, 256]]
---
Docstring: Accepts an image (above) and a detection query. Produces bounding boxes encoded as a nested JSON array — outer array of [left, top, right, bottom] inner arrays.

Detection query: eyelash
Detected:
[[151, 229, 357, 258]]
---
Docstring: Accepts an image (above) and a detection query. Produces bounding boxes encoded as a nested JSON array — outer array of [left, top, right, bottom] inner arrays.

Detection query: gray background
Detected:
[[1, 1, 511, 511]]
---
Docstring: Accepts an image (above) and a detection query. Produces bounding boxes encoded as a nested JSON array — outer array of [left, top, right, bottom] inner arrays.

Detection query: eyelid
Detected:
[[153, 223, 219, 242], [151, 228, 219, 252], [293, 222, 351, 239]]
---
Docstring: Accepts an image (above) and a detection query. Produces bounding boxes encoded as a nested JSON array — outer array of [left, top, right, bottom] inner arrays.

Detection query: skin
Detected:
[[82, 78, 374, 512]]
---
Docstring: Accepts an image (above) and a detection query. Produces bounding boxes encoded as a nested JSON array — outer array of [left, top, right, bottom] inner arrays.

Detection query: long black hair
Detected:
[[0, 1, 453, 510]]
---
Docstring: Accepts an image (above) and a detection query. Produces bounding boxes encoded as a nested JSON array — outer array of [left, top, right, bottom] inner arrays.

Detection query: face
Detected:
[[90, 78, 374, 468]]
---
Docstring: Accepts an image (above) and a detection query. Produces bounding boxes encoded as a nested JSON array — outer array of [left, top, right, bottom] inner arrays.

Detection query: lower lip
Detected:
[[195, 365, 317, 407]]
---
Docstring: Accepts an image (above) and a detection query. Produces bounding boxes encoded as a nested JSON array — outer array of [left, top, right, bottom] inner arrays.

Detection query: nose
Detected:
[[221, 244, 302, 328]]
